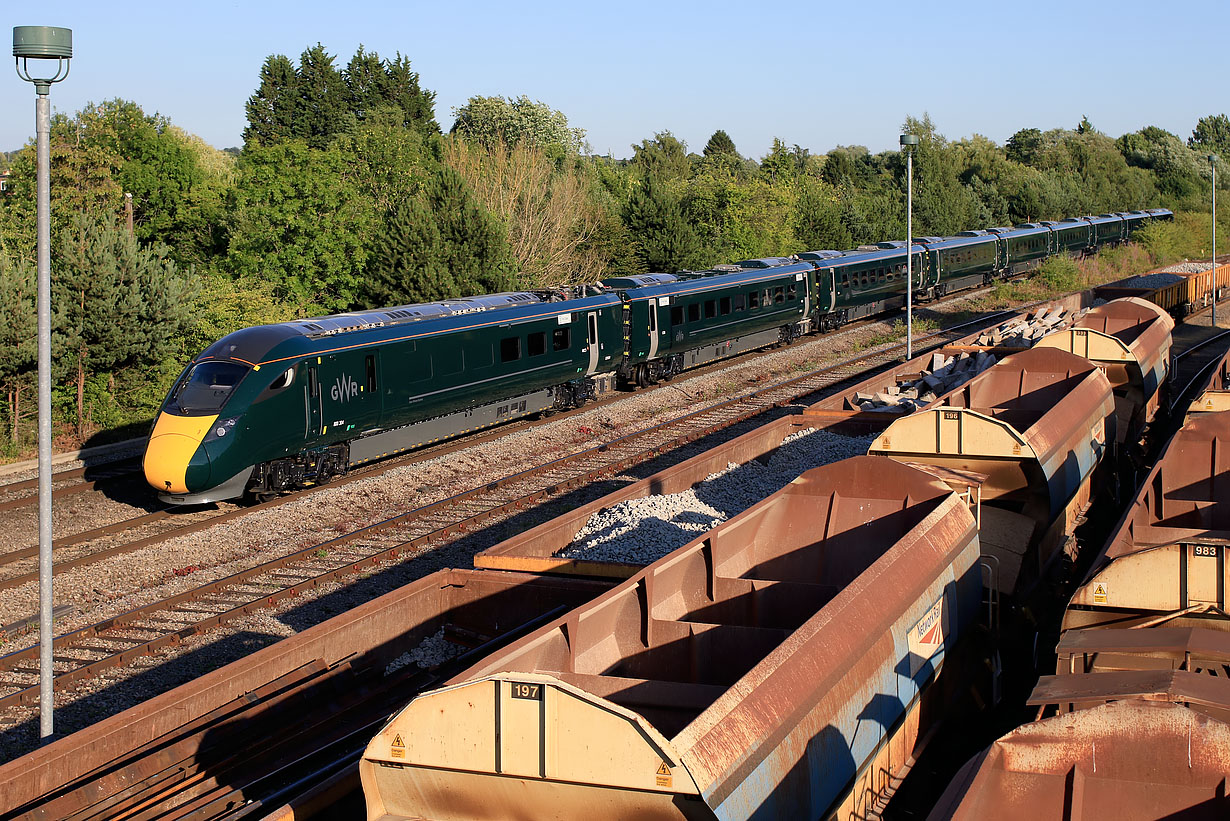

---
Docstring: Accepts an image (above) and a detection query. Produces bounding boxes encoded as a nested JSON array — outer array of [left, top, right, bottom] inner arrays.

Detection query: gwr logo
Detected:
[[331, 375, 360, 403]]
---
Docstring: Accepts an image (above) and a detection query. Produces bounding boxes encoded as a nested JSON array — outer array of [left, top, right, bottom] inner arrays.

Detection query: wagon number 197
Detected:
[[511, 682, 542, 700], [1194, 545, 1218, 558]]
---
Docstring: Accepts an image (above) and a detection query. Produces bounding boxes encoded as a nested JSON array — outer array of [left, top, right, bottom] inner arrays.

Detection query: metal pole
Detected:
[[1214, 159, 1218, 327], [36, 88, 54, 739], [906, 148, 913, 360]]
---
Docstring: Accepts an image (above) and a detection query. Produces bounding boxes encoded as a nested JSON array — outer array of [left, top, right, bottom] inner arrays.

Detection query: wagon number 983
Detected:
[[1193, 545, 1218, 558], [511, 682, 542, 700]]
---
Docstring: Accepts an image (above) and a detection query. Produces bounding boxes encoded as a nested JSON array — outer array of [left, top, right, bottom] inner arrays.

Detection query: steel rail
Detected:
[[0, 309, 1018, 715]]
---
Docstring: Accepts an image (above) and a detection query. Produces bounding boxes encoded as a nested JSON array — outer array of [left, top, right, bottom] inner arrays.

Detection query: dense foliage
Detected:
[[0, 40, 1226, 456]]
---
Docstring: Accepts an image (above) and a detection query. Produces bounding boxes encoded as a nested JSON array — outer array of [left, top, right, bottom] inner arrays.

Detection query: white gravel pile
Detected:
[[384, 627, 463, 675], [1112, 271, 1185, 289], [1158, 262, 1215, 274], [558, 428, 876, 566]]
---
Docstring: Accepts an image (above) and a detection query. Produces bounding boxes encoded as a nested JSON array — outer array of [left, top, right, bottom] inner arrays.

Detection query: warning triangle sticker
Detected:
[[1094, 584, 1106, 596], [392, 734, 405, 748], [656, 763, 671, 776]]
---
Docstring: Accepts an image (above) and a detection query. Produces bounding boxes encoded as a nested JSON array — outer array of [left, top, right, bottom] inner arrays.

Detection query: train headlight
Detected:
[[203, 416, 239, 444]]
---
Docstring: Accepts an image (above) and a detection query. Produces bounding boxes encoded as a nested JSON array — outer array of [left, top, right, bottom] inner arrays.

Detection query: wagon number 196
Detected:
[[1194, 545, 1218, 558], [511, 682, 542, 700]]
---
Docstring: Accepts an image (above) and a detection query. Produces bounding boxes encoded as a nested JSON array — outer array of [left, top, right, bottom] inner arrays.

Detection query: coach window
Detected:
[[528, 331, 547, 357], [763, 288, 771, 306], [748, 290, 760, 309], [688, 303, 700, 322], [553, 327, 570, 351], [786, 284, 797, 301], [773, 286, 785, 303], [704, 299, 716, 319], [671, 306, 684, 325], [720, 296, 731, 315], [365, 355, 377, 392], [733, 293, 745, 311], [500, 336, 521, 363], [840, 272, 850, 288]]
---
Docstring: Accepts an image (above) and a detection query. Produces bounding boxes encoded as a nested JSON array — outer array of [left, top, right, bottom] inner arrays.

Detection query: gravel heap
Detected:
[[558, 428, 876, 566], [384, 627, 463, 675], [1158, 262, 1215, 274], [1111, 272, 1185, 289]]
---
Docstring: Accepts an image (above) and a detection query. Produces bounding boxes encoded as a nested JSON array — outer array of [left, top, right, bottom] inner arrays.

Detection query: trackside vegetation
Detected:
[[0, 42, 1226, 458]]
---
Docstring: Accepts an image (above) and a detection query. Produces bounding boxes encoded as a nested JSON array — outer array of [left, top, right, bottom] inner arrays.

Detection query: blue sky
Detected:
[[3, 0, 1225, 159]]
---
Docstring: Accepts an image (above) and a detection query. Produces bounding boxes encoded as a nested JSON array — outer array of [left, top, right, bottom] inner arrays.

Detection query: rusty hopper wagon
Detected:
[[1064, 409, 1230, 633], [929, 701, 1230, 820], [868, 347, 1116, 597], [361, 457, 982, 820], [1034, 296, 1173, 444], [1186, 346, 1230, 419]]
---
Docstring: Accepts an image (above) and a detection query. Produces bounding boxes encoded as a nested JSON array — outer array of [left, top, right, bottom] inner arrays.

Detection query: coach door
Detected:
[[305, 362, 322, 437], [586, 312, 600, 375]]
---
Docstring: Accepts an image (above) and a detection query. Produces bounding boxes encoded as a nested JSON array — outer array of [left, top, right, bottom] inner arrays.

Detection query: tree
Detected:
[[794, 179, 852, 251], [703, 129, 738, 158], [444, 137, 611, 286], [1005, 128, 1044, 166], [450, 95, 586, 156], [760, 138, 809, 182], [295, 44, 347, 149], [0, 250, 36, 446], [1189, 114, 1230, 157], [382, 54, 439, 135], [623, 173, 702, 272], [366, 165, 516, 305], [53, 215, 196, 436], [630, 132, 692, 182], [226, 140, 377, 312], [243, 55, 299, 147]]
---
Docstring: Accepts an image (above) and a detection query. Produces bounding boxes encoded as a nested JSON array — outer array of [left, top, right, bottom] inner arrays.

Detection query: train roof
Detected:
[[622, 262, 813, 301], [912, 233, 997, 250], [600, 273, 680, 289], [197, 290, 621, 367], [796, 250, 843, 261], [988, 224, 1049, 237]]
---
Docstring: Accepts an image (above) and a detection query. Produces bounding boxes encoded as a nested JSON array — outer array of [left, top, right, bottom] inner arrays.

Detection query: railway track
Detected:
[[0, 287, 997, 606], [0, 308, 1019, 719], [0, 458, 142, 514]]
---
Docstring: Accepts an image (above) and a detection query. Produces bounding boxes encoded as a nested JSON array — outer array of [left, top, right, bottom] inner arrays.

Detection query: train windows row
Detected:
[[499, 327, 571, 363], [839, 265, 906, 289], [668, 285, 795, 326]]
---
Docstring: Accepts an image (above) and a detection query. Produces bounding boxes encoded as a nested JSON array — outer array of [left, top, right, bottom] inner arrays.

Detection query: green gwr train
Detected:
[[144, 208, 1171, 504]]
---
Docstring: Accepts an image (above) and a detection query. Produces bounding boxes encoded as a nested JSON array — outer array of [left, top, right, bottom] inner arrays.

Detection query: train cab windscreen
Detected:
[[167, 361, 249, 415]]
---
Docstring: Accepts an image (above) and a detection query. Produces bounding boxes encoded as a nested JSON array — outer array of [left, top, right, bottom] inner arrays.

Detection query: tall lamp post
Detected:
[[900, 134, 919, 359], [1212, 154, 1218, 327], [13, 24, 72, 740]]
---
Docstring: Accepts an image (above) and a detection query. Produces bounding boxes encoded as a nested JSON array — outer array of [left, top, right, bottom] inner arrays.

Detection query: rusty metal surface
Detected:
[[930, 701, 1230, 821], [362, 456, 982, 820], [1035, 297, 1173, 442], [1066, 410, 1230, 629], [0, 569, 610, 819], [869, 347, 1116, 596]]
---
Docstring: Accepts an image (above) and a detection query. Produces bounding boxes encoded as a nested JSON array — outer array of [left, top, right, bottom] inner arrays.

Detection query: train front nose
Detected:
[[143, 413, 217, 494]]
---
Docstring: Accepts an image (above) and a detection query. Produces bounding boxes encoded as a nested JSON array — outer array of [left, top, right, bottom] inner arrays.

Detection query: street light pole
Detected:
[[13, 24, 72, 741], [900, 134, 919, 359], [1213, 154, 1218, 327]]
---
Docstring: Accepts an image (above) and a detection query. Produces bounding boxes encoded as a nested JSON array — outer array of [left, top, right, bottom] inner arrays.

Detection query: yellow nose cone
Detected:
[[144, 413, 217, 494]]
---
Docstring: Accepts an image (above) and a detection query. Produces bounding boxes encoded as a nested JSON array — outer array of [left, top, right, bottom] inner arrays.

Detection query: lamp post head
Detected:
[[1211, 154, 1219, 165], [900, 134, 919, 149], [13, 26, 72, 94]]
